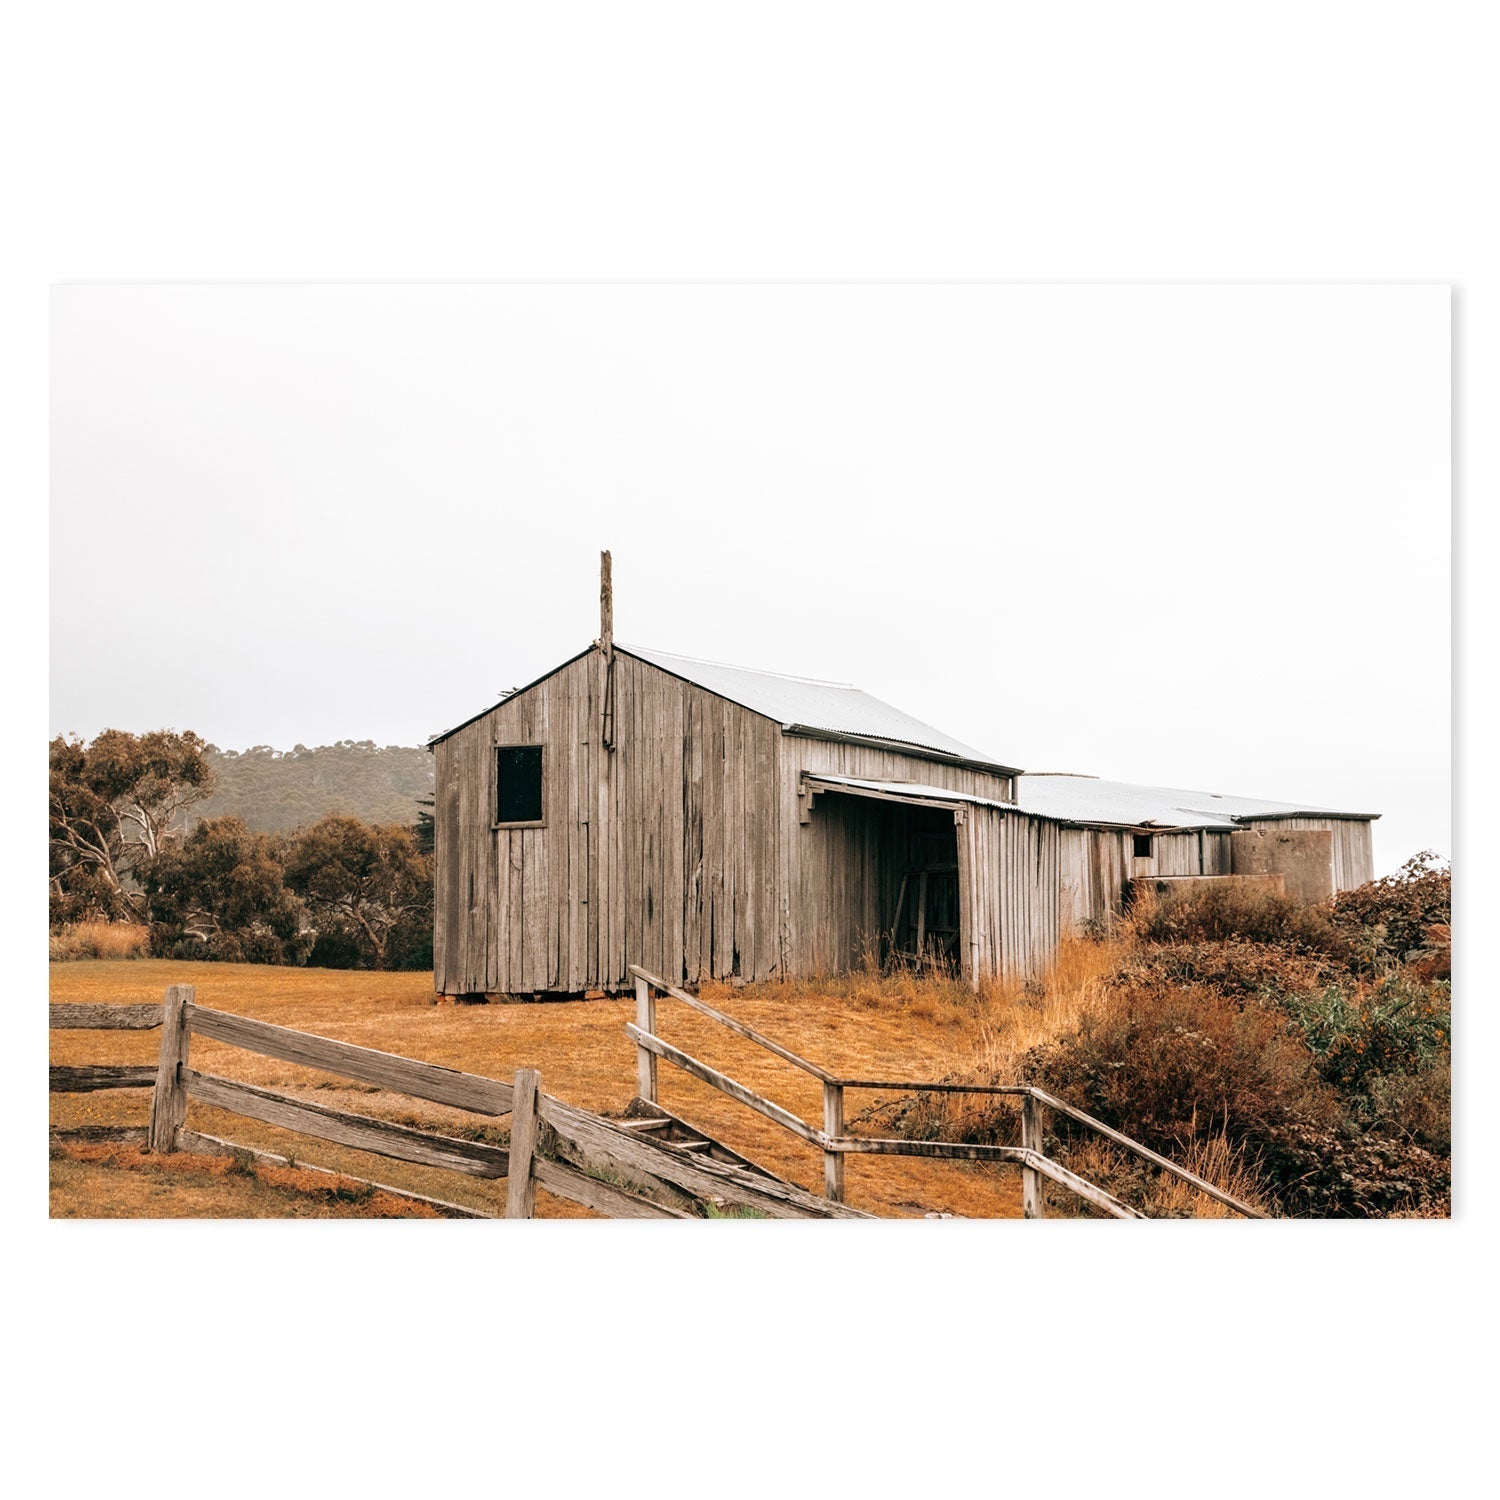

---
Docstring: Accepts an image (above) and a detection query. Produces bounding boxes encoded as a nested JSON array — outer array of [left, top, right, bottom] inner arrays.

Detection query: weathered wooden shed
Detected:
[[430, 627, 1059, 998], [1014, 774, 1379, 932]]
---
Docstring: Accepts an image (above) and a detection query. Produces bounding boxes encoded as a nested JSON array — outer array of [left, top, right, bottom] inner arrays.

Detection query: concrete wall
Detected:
[[1236, 817, 1374, 891], [1230, 827, 1334, 904]]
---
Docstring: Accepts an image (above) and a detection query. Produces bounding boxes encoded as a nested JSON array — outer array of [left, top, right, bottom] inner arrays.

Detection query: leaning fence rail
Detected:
[[628, 964, 1268, 1219]]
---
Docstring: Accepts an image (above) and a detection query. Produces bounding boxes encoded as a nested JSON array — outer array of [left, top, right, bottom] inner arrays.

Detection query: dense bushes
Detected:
[[1326, 851, 1452, 970], [140, 817, 313, 966], [1026, 984, 1337, 1151], [1281, 976, 1450, 1095], [876, 860, 1452, 1218], [1105, 937, 1345, 1002], [55, 813, 435, 971], [282, 816, 432, 970], [1128, 879, 1356, 962], [1027, 862, 1452, 1217]]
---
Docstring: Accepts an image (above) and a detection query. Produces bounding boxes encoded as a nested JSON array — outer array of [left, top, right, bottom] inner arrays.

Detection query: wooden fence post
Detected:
[[1021, 1090, 1044, 1220], [505, 1068, 541, 1219], [635, 974, 657, 1105], [148, 984, 194, 1154], [823, 1082, 845, 1203]]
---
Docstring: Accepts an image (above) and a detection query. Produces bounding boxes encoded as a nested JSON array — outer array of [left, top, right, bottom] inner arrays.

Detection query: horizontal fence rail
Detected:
[[627, 964, 1266, 1219], [186, 1004, 516, 1116], [50, 1003, 163, 1031], [49, 1064, 158, 1092]]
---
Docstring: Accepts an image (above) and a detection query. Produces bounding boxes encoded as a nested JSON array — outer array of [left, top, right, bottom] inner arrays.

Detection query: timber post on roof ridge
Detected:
[[600, 548, 616, 752]]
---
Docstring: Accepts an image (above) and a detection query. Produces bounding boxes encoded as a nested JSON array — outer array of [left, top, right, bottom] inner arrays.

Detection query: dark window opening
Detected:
[[496, 745, 544, 824], [1133, 832, 1153, 859]]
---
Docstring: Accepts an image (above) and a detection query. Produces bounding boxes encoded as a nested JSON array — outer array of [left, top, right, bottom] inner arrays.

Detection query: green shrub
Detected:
[[1326, 852, 1451, 970], [1279, 976, 1451, 1095], [1021, 979, 1451, 1217]]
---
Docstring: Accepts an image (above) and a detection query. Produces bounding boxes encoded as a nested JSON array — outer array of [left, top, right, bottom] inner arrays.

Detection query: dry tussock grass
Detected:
[[50, 920, 151, 962], [1057, 1132, 1273, 1219]]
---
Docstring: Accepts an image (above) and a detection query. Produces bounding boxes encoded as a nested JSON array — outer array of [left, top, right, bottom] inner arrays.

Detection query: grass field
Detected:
[[50, 957, 1081, 1219]]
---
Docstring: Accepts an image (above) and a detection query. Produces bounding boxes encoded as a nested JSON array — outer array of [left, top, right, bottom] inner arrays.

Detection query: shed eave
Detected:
[[783, 725, 1022, 779], [1229, 810, 1382, 824], [800, 773, 1018, 813]]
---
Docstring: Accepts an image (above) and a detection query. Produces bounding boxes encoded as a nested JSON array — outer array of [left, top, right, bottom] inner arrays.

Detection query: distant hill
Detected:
[[192, 742, 434, 835]]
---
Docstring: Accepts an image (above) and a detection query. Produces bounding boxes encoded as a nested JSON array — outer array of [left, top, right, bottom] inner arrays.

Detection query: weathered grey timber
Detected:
[[431, 573, 1057, 996], [625, 1024, 823, 1145], [630, 965, 833, 1081], [1016, 776, 1378, 933], [50, 1125, 149, 1146], [827, 1136, 1031, 1162], [148, 984, 192, 1153], [504, 1068, 541, 1218], [187, 1004, 514, 1115], [531, 1159, 693, 1220], [50, 1003, 163, 1030], [537, 1094, 874, 1219], [1021, 1091, 1044, 1219], [622, 1097, 782, 1179], [1024, 1152, 1142, 1219], [182, 1071, 513, 1178], [823, 1082, 845, 1203], [634, 973, 657, 1104], [432, 560, 1378, 994], [50, 1064, 157, 1091]]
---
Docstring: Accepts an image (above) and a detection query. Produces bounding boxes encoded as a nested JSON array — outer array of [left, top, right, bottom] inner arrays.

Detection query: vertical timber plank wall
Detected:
[[434, 650, 784, 995], [1058, 824, 1237, 933], [780, 737, 1016, 982], [964, 807, 1058, 982]]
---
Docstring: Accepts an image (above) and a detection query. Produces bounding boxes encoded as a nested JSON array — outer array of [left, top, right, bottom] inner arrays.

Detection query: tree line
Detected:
[[192, 740, 434, 834], [50, 729, 434, 970]]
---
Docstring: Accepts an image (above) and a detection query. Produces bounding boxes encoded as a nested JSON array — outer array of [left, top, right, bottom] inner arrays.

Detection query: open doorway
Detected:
[[883, 804, 962, 970]]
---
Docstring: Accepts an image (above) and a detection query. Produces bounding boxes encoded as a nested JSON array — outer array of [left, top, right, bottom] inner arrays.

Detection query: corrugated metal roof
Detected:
[[1014, 774, 1378, 829], [620, 643, 1014, 771]]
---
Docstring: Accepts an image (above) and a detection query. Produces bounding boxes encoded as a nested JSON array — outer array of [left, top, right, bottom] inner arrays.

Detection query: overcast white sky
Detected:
[[50, 284, 1449, 873]]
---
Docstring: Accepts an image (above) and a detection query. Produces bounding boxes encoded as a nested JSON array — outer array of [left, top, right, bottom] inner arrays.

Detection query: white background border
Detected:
[[9, 4, 1488, 1494]]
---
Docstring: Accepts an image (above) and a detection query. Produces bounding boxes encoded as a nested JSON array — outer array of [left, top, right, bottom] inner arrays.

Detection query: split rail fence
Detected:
[[49, 988, 868, 1220], [628, 964, 1268, 1219]]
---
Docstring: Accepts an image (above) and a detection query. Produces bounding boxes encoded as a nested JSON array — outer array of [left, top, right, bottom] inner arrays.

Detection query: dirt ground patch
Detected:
[[49, 1141, 444, 1219]]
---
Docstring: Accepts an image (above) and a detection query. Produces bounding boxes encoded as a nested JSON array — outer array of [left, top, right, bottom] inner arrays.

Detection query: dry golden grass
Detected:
[[49, 936, 1255, 1221], [49, 1140, 443, 1218], [49, 920, 151, 962], [1056, 1132, 1274, 1219]]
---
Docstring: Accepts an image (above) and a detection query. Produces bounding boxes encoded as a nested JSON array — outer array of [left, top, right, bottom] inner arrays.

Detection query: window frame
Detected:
[[1132, 831, 1154, 860], [493, 743, 547, 830]]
